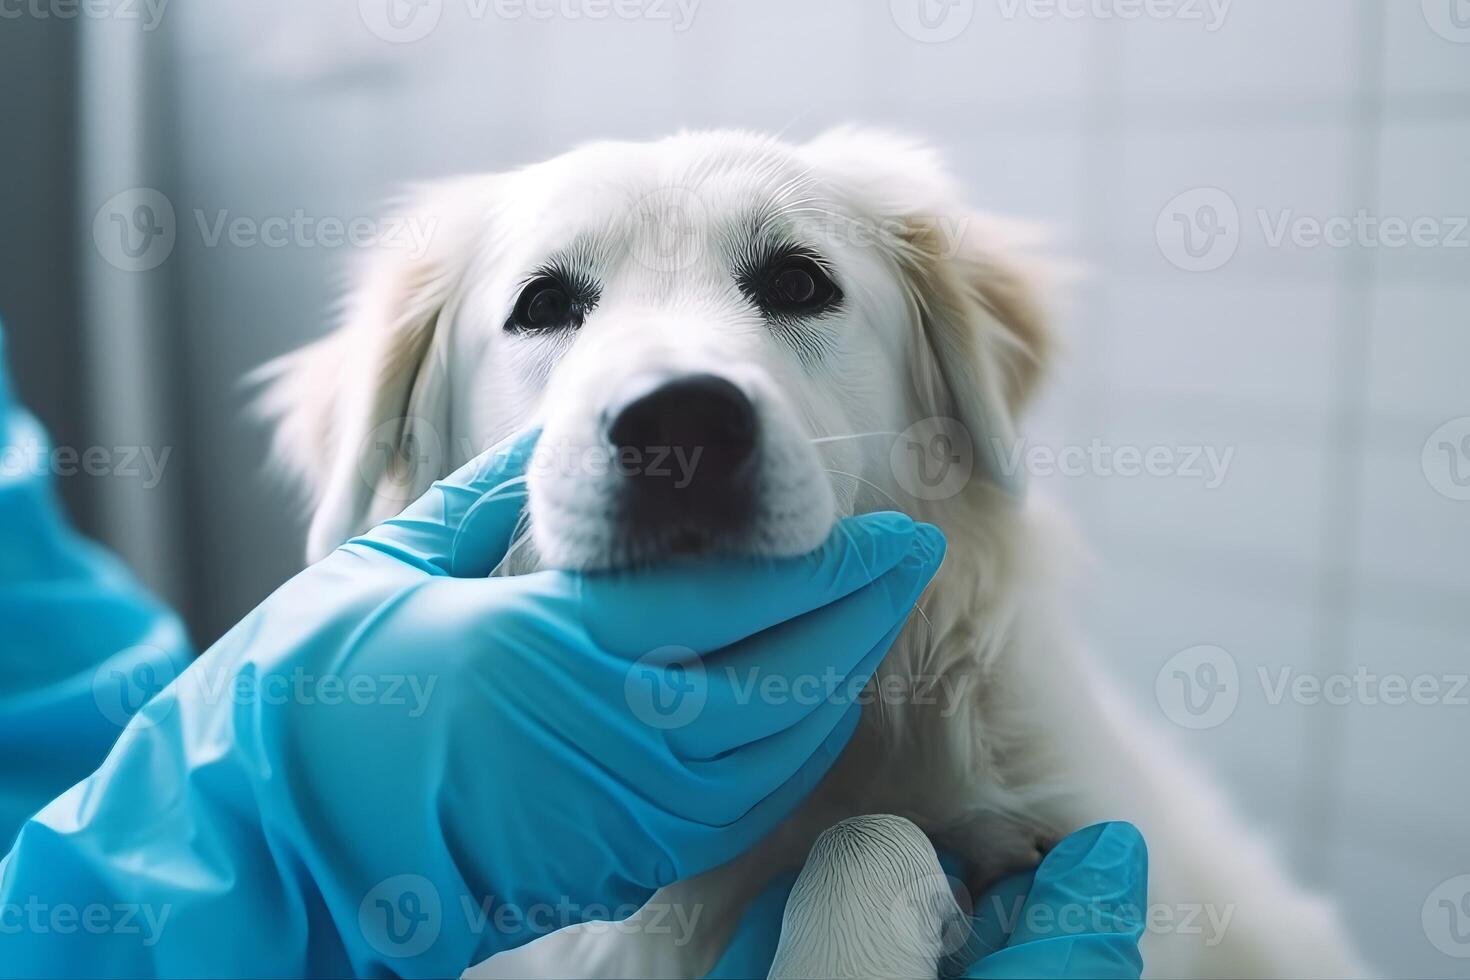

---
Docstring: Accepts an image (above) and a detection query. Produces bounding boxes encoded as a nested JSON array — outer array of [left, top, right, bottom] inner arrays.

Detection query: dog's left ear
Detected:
[[803, 127, 1056, 495], [255, 176, 496, 561]]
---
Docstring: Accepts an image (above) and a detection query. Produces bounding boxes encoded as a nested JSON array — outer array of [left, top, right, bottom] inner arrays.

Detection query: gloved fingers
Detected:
[[578, 514, 941, 657], [348, 427, 540, 575], [680, 618, 897, 820], [677, 700, 864, 874], [596, 703, 863, 888], [672, 603, 913, 828], [963, 934, 1144, 979], [964, 822, 1146, 975], [666, 550, 937, 760], [958, 824, 1146, 978], [1004, 822, 1147, 948]]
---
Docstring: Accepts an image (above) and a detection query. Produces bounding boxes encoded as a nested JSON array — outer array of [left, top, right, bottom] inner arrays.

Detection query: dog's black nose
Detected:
[[609, 373, 756, 480], [608, 374, 757, 533]]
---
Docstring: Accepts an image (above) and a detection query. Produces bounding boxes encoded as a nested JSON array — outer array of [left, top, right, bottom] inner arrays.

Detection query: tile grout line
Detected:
[[1078, 17, 1124, 532], [1297, 0, 1387, 884]]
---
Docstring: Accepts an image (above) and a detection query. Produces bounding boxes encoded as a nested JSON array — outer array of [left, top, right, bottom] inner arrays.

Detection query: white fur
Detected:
[[767, 815, 970, 979], [260, 129, 1367, 979]]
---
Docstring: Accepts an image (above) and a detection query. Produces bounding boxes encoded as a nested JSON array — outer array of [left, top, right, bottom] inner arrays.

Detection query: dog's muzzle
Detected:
[[607, 372, 757, 545]]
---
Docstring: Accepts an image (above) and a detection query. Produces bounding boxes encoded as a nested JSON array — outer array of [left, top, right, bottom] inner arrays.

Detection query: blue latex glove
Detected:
[[706, 822, 1148, 980], [0, 426, 945, 978], [0, 327, 192, 848], [959, 822, 1147, 979]]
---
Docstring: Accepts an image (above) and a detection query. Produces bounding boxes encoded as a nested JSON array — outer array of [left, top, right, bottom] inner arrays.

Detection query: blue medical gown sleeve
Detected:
[[0, 326, 193, 848]]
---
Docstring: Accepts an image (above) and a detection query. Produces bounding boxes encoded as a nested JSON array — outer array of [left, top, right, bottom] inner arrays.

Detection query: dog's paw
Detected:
[[770, 815, 972, 980]]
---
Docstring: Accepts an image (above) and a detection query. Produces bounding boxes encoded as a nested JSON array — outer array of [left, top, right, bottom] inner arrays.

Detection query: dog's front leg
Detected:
[[768, 814, 971, 980]]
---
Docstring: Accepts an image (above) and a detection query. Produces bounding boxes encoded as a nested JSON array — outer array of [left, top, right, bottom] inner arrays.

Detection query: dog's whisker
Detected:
[[777, 204, 867, 228], [809, 431, 901, 445], [777, 203, 847, 218], [772, 193, 821, 211], [822, 467, 909, 514], [910, 602, 938, 666], [768, 169, 816, 204], [821, 467, 938, 655], [769, 196, 828, 217], [756, 172, 819, 233]]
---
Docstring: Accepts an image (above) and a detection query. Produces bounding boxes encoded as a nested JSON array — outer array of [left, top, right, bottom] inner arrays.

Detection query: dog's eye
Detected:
[[508, 274, 584, 332], [745, 253, 842, 318], [775, 264, 819, 305]]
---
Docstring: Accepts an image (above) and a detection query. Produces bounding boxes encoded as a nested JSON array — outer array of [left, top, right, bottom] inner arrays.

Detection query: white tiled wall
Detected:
[[164, 2, 1467, 974], [1114, 1, 1359, 100]]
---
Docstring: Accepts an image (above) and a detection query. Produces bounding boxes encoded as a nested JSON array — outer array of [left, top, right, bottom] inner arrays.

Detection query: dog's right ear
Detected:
[[255, 176, 496, 562], [802, 127, 1059, 498]]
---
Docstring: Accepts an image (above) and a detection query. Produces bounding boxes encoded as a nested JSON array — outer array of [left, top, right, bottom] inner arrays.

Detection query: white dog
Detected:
[[260, 128, 1366, 979]]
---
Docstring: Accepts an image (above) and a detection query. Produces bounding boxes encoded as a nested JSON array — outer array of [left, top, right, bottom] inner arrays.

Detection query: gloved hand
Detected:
[[958, 822, 1147, 979], [0, 326, 192, 848], [0, 428, 945, 978], [706, 822, 1148, 980]]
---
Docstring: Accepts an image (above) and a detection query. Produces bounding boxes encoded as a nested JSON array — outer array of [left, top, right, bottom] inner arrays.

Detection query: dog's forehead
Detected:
[[507, 134, 838, 249], [558, 132, 810, 195]]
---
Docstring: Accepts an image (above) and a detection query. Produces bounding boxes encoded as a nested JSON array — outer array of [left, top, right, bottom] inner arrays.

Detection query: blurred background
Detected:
[[1, 1, 1466, 975]]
